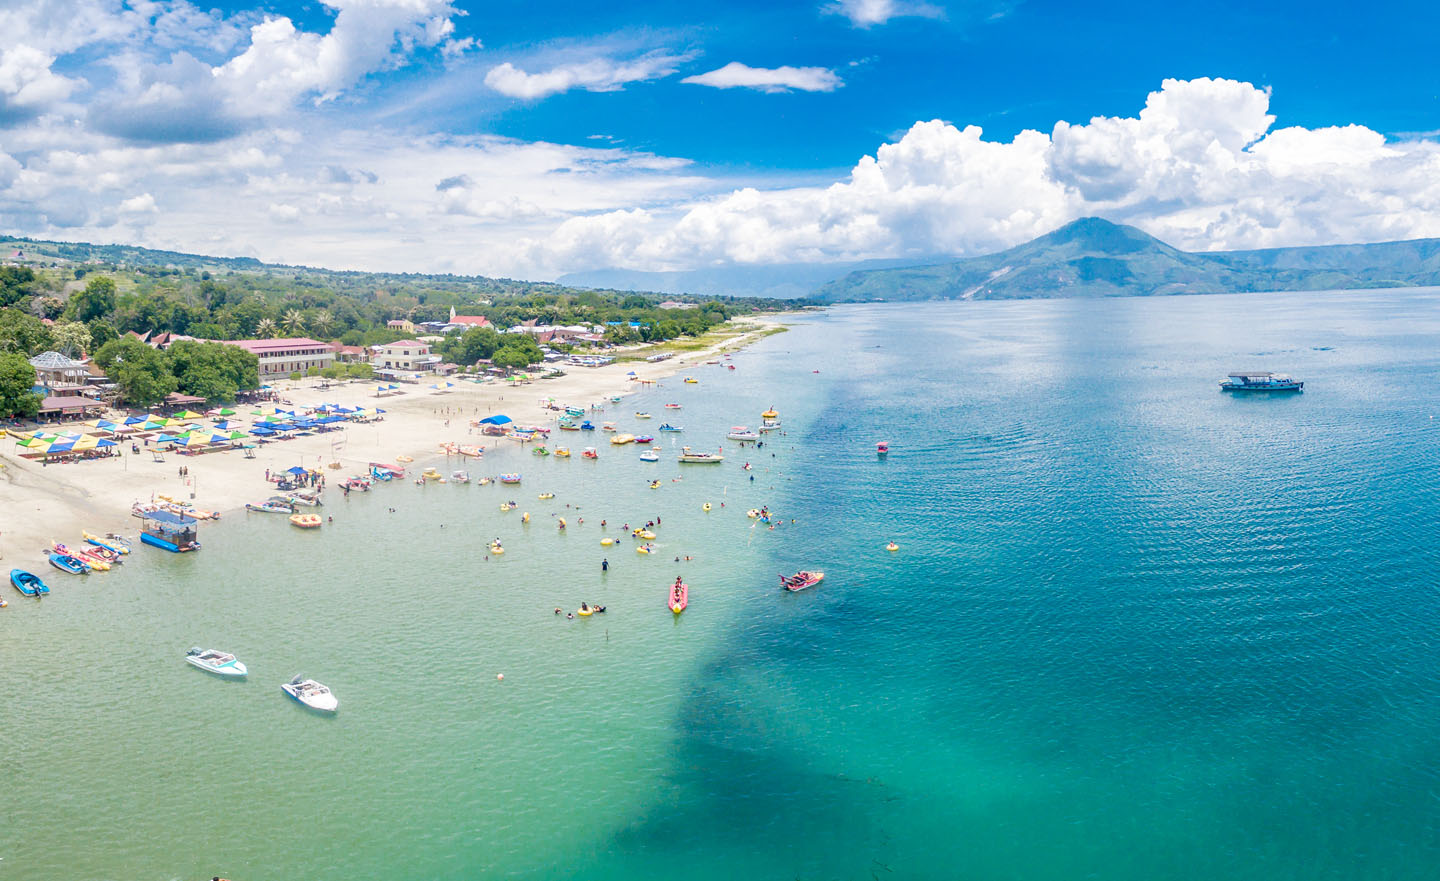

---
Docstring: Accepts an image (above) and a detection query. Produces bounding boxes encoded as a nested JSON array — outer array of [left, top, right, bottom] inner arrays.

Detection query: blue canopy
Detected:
[[155, 433, 179, 443], [286, 466, 308, 475], [250, 426, 275, 436], [478, 415, 512, 425], [142, 509, 196, 526]]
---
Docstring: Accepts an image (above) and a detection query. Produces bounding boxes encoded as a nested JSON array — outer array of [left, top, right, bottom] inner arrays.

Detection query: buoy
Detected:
[[496, 673, 504, 681]]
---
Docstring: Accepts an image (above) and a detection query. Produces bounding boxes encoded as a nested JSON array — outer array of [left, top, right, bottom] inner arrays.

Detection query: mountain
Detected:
[[558, 258, 926, 300], [814, 218, 1440, 302]]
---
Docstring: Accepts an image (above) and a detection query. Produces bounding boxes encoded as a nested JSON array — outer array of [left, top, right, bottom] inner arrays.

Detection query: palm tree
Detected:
[[311, 310, 333, 336], [282, 309, 305, 335], [255, 317, 278, 337]]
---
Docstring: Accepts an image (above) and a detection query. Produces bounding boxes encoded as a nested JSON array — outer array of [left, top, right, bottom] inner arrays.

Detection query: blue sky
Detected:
[[2, 0, 1439, 278]]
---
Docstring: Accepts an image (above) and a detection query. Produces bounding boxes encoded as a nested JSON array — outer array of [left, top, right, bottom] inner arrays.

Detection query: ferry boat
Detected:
[[1219, 371, 1303, 392]]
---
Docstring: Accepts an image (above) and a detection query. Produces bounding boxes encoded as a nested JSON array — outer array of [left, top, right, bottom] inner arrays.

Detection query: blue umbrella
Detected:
[[478, 415, 512, 425], [155, 433, 179, 443], [250, 426, 275, 436], [286, 466, 308, 475], [96, 438, 118, 448]]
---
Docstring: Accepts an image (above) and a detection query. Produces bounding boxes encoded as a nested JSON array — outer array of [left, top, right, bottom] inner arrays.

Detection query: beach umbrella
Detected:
[[94, 419, 118, 431], [212, 420, 234, 430], [72, 435, 100, 451], [227, 430, 247, 440], [124, 415, 148, 425], [249, 426, 275, 436], [176, 410, 203, 419], [43, 440, 75, 454], [286, 466, 308, 475], [155, 433, 180, 444], [176, 434, 207, 447], [95, 438, 118, 448], [141, 420, 165, 430], [478, 414, 512, 425], [216, 408, 236, 416]]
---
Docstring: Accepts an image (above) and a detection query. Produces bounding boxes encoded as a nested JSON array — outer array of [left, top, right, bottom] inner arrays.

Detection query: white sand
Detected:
[[0, 318, 785, 564]]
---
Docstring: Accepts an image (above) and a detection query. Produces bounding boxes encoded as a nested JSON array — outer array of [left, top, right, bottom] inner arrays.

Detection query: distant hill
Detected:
[[558, 258, 925, 300], [814, 217, 1440, 301]]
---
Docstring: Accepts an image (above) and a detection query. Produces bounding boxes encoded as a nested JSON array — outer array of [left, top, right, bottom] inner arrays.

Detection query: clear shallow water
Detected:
[[7, 289, 1440, 879]]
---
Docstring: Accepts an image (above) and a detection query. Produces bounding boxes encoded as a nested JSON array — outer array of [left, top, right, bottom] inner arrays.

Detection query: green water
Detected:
[[9, 290, 1440, 879]]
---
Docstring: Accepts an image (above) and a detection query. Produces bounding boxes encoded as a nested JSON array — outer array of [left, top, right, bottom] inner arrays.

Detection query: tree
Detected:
[[310, 310, 333, 336], [50, 320, 92, 357], [345, 362, 373, 379], [66, 275, 116, 322], [491, 347, 530, 370], [163, 340, 257, 402], [255, 317, 278, 337], [447, 326, 504, 364], [88, 320, 119, 349], [0, 351, 41, 418], [0, 266, 39, 308], [94, 338, 176, 407], [281, 309, 305, 335], [0, 308, 55, 355]]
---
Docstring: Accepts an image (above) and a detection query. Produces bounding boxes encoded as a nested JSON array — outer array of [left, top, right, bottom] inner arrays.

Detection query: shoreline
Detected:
[[0, 315, 794, 567]]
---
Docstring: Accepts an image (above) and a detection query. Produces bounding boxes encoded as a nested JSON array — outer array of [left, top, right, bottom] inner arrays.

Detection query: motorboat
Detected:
[[499, 473, 522, 484], [287, 491, 322, 507], [727, 426, 761, 442], [684, 377, 698, 384], [635, 434, 655, 443], [185, 647, 248, 679], [49, 552, 89, 575], [601, 422, 617, 431], [82, 531, 131, 555], [282, 675, 338, 712], [1219, 371, 1304, 392], [289, 514, 322, 528], [451, 470, 470, 483], [247, 502, 292, 514], [658, 424, 682, 432], [580, 421, 595, 430], [781, 571, 825, 592], [639, 450, 660, 462], [669, 580, 688, 613], [10, 569, 49, 597], [877, 441, 889, 456], [664, 403, 682, 410], [678, 447, 723, 463], [635, 412, 653, 419]]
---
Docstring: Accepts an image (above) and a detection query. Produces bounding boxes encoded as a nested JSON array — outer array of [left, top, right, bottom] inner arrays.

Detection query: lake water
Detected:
[[6, 289, 1440, 879]]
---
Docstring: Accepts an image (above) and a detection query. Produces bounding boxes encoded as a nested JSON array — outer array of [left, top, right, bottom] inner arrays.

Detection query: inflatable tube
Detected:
[[490, 544, 504, 555], [886, 542, 899, 552], [577, 607, 593, 617], [702, 503, 711, 512], [522, 513, 531, 523], [601, 538, 614, 546]]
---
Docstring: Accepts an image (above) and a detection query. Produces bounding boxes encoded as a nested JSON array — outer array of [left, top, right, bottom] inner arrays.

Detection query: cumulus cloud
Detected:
[[824, 0, 942, 27], [484, 51, 691, 100], [682, 62, 842, 94], [118, 192, 158, 213], [516, 77, 1440, 274]]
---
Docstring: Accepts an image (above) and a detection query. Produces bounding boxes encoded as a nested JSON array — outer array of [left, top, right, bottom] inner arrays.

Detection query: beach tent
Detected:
[[93, 419, 119, 432], [95, 438, 117, 448], [155, 433, 181, 444], [478, 415, 513, 425], [286, 466, 308, 475], [250, 426, 276, 436], [41, 439, 76, 454], [226, 430, 248, 440], [175, 410, 204, 419], [140, 420, 166, 430], [123, 415, 148, 425], [212, 420, 236, 430], [72, 435, 100, 451]]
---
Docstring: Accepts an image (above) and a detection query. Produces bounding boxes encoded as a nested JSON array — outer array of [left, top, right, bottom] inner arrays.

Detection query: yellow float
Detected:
[[522, 512, 531, 523], [601, 538, 614, 546], [886, 542, 899, 552], [577, 606, 593, 617], [490, 543, 504, 555], [395, 454, 414, 463], [538, 492, 554, 499], [702, 503, 712, 512], [290, 514, 322, 529]]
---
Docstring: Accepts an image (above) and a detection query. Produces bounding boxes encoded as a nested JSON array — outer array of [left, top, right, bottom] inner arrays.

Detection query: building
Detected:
[[331, 344, 368, 363], [224, 337, 335, 378], [657, 300, 698, 310], [371, 339, 439, 373], [386, 319, 416, 334], [447, 307, 491, 330], [29, 351, 92, 392]]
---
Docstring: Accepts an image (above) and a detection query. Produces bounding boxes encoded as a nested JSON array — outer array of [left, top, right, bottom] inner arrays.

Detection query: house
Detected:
[[658, 300, 698, 310], [224, 337, 335, 378], [386, 318, 416, 334], [331, 344, 368, 363], [447, 307, 491, 330], [372, 339, 438, 373], [29, 351, 93, 393]]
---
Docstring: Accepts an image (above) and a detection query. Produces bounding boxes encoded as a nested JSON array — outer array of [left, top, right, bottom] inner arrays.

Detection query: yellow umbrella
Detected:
[[176, 410, 204, 419]]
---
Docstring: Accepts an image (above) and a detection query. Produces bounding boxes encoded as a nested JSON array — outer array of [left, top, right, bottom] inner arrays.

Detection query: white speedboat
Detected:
[[184, 647, 248, 679], [726, 426, 761, 442], [639, 450, 660, 462], [282, 675, 338, 712]]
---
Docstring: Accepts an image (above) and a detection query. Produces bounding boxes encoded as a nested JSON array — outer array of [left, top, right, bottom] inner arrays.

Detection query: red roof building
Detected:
[[223, 337, 335, 378]]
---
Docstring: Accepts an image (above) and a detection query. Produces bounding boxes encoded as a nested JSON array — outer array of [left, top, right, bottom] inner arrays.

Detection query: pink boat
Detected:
[[876, 441, 889, 455], [669, 580, 688, 614]]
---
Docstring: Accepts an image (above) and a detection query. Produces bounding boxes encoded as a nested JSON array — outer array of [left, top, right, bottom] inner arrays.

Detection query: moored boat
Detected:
[[53, 542, 109, 570], [9, 569, 49, 596], [282, 675, 338, 712], [580, 421, 595, 430], [247, 502, 292, 514], [639, 450, 660, 462], [49, 552, 88, 575], [635, 412, 653, 419], [581, 447, 599, 459], [664, 403, 682, 410], [1219, 371, 1304, 391], [635, 434, 655, 443], [727, 426, 760, 442], [554, 447, 571, 457], [781, 571, 825, 592], [185, 647, 248, 678], [82, 531, 131, 555], [876, 441, 889, 456], [610, 433, 636, 445], [451, 470, 470, 483], [658, 423, 682, 432], [678, 447, 723, 463]]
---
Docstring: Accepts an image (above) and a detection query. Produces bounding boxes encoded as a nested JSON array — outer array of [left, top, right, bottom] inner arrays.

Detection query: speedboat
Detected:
[[669, 581, 688, 613], [635, 412, 653, 419], [10, 569, 49, 597], [282, 675, 338, 712], [678, 447, 723, 463], [876, 441, 889, 456], [727, 426, 760, 442], [658, 424, 682, 431], [247, 502, 292, 514], [781, 571, 825, 592], [664, 403, 682, 410], [580, 421, 595, 431], [185, 647, 248, 679], [49, 552, 88, 575], [639, 450, 660, 462]]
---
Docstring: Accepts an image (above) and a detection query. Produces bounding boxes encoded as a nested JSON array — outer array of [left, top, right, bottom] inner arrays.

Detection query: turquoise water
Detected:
[[7, 290, 1440, 879]]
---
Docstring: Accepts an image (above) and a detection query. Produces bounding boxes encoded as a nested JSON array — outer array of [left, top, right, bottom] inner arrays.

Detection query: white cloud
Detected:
[[682, 62, 842, 94], [118, 192, 157, 213], [824, 0, 942, 27], [0, 45, 83, 109], [516, 77, 1440, 274], [484, 52, 691, 100]]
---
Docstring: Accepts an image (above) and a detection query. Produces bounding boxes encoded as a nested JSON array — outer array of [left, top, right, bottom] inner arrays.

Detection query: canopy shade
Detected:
[[478, 415, 512, 425], [286, 466, 308, 475]]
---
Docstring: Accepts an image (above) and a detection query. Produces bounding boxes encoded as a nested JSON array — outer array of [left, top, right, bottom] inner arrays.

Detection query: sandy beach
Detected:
[[0, 317, 787, 565]]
